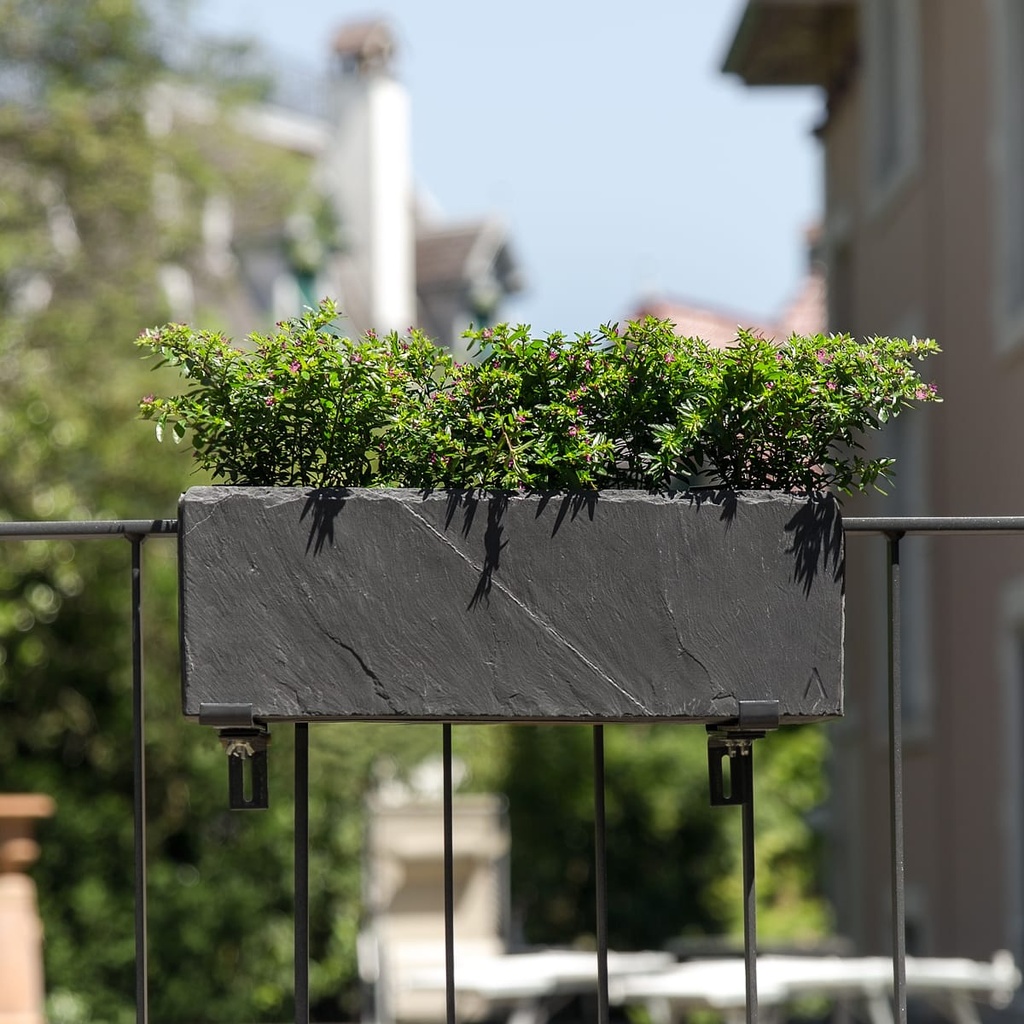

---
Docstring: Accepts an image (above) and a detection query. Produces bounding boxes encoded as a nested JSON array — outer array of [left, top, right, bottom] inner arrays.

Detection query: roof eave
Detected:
[[722, 0, 857, 88]]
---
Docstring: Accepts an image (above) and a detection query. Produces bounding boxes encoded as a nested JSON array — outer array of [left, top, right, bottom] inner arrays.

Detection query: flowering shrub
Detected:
[[137, 298, 940, 495]]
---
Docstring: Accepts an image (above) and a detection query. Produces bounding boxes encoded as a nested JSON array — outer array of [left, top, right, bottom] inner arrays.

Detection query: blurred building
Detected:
[[725, 0, 1024, 978], [360, 760, 510, 1024], [149, 18, 522, 350]]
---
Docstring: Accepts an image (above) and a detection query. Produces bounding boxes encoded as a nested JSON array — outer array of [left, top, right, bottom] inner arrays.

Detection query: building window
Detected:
[[991, 0, 1024, 351], [862, 0, 923, 212]]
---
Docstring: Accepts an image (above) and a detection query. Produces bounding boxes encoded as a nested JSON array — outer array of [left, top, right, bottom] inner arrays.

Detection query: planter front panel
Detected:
[[179, 487, 844, 724]]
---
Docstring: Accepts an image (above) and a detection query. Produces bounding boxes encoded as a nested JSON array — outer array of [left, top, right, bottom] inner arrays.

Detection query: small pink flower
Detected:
[[826, 380, 838, 391], [141, 393, 154, 404], [664, 353, 675, 364], [915, 386, 929, 400], [351, 353, 363, 363], [289, 361, 300, 373], [765, 382, 775, 391], [265, 395, 276, 406], [568, 426, 579, 437], [549, 350, 558, 361], [584, 359, 592, 371], [816, 349, 832, 364], [482, 328, 493, 340]]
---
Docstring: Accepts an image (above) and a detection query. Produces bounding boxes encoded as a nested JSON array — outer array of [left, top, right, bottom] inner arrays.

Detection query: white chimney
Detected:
[[326, 21, 414, 334]]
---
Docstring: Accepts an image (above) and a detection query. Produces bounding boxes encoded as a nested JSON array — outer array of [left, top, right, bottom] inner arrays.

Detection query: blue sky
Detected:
[[191, 0, 823, 334]]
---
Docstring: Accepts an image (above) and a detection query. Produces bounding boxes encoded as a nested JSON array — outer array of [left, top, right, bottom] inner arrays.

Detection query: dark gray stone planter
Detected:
[[178, 487, 844, 724]]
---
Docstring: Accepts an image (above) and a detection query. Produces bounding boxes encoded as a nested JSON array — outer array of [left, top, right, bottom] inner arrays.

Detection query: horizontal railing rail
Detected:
[[3, 512, 1022, 1024]]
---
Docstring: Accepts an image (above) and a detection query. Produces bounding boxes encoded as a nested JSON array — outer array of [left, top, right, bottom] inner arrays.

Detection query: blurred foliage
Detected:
[[498, 724, 831, 952], [0, 1, 832, 1021]]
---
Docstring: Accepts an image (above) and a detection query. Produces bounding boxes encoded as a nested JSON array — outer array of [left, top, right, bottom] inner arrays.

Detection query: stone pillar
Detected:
[[0, 795, 55, 1024]]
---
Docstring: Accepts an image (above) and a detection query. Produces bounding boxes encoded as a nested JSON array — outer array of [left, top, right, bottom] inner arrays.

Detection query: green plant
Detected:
[[137, 297, 940, 495]]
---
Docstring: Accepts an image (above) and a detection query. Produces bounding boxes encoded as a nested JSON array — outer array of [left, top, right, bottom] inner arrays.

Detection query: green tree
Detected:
[[499, 724, 830, 953]]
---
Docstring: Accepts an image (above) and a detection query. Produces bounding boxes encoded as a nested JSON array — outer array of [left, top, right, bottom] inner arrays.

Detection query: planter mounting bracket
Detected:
[[199, 704, 270, 810], [706, 699, 779, 807], [218, 726, 270, 810]]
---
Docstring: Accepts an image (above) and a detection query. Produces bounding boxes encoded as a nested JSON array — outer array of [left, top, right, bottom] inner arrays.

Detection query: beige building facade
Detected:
[[360, 778, 510, 1024], [727, 0, 1024, 969]]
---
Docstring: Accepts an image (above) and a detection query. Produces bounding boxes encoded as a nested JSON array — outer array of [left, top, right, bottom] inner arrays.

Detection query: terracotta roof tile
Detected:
[[630, 270, 826, 348], [631, 298, 766, 349]]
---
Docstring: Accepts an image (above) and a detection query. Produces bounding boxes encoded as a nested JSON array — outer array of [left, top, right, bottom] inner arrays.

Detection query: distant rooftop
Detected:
[[332, 19, 397, 74], [416, 221, 522, 294], [631, 268, 826, 349], [722, 0, 857, 90]]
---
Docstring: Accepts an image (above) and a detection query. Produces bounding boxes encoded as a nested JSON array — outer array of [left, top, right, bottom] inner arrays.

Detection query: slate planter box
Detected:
[[178, 486, 844, 724]]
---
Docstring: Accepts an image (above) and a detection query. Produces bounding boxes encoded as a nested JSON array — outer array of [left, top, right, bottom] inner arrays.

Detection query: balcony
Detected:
[[1, 510, 1021, 1024]]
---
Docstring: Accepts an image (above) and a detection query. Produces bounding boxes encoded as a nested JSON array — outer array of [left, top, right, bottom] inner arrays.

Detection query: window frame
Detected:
[[861, 0, 924, 219]]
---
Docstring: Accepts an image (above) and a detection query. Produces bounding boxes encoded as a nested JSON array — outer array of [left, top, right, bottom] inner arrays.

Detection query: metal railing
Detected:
[[4, 513, 1024, 1024]]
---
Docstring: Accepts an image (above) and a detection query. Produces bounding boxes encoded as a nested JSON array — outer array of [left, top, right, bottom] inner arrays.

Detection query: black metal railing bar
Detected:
[[295, 723, 310, 1023], [0, 520, 178, 540], [131, 536, 150, 1024], [887, 536, 907, 1024], [443, 724, 456, 1024], [844, 515, 1024, 534], [593, 725, 609, 1024], [742, 741, 760, 1024]]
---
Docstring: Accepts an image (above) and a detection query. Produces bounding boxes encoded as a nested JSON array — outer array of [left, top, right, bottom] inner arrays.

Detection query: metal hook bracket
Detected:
[[218, 726, 271, 810], [707, 700, 779, 807], [198, 703, 271, 810]]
